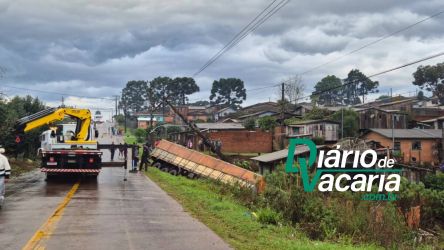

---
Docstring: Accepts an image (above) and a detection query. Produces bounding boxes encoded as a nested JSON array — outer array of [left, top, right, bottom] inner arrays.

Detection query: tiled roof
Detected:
[[369, 129, 442, 139]]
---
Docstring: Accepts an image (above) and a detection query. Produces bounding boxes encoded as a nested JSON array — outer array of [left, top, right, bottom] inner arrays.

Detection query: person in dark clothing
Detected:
[[110, 142, 116, 161], [139, 143, 150, 171], [123, 143, 128, 160]]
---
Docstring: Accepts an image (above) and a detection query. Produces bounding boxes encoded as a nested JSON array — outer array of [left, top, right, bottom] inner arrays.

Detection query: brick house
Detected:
[[169, 123, 273, 154], [286, 119, 339, 142], [362, 129, 442, 166]]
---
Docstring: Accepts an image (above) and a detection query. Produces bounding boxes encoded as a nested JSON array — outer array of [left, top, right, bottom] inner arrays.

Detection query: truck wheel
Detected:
[[153, 162, 162, 169], [169, 168, 178, 176], [187, 172, 196, 179], [160, 167, 169, 172]]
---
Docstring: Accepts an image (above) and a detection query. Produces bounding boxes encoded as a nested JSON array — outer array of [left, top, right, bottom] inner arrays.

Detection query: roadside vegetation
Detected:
[[9, 158, 39, 178], [146, 168, 381, 250], [147, 166, 443, 249]]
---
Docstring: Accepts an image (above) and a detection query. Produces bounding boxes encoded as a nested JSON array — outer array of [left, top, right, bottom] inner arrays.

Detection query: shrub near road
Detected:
[[146, 168, 379, 250]]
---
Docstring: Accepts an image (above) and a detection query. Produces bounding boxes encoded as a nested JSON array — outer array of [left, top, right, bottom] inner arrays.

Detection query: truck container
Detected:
[[150, 140, 265, 193]]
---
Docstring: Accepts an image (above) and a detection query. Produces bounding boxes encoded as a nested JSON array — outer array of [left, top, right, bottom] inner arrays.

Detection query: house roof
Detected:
[[422, 115, 444, 123], [251, 145, 326, 163], [368, 129, 442, 139], [287, 119, 340, 125], [355, 107, 405, 114], [237, 110, 278, 119], [196, 123, 245, 130]]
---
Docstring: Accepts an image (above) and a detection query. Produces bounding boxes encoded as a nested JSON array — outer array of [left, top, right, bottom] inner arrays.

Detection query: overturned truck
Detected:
[[150, 140, 266, 193]]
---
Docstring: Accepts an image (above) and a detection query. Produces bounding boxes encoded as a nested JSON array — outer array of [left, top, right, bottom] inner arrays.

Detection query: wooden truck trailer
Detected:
[[150, 140, 266, 193]]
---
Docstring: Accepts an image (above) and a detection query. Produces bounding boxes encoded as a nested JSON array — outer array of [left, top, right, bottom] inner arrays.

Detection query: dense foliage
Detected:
[[0, 95, 46, 158]]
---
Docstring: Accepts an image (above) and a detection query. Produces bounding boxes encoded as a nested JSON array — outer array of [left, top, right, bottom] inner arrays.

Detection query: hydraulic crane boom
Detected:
[[15, 107, 93, 142]]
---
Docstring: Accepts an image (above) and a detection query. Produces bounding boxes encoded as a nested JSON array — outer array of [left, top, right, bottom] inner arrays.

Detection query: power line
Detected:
[[193, 0, 289, 76], [298, 9, 444, 76], [302, 51, 444, 103], [1, 84, 116, 101]]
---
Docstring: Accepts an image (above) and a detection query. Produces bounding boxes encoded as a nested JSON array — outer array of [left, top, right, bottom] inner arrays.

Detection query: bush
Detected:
[[257, 116, 277, 131], [312, 136, 325, 145], [423, 172, 444, 190], [256, 207, 282, 225], [133, 128, 147, 143], [242, 118, 256, 130]]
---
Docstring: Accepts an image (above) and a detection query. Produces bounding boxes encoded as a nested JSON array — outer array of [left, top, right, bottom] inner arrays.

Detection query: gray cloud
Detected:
[[0, 0, 443, 107]]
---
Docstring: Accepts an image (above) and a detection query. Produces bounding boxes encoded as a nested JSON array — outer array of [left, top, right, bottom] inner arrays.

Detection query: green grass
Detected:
[[146, 168, 380, 250], [124, 130, 137, 144]]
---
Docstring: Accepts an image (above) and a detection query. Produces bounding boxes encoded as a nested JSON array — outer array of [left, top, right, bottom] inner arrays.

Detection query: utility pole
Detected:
[[165, 98, 228, 162], [341, 108, 344, 139], [280, 83, 285, 149], [113, 95, 119, 122], [392, 113, 395, 150], [441, 124, 444, 163]]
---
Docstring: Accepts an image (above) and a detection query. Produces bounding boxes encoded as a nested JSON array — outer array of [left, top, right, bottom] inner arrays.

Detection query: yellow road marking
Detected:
[[22, 182, 80, 250]]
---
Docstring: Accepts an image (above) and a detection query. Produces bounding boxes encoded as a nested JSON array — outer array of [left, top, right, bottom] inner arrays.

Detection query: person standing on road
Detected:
[[0, 147, 11, 208], [139, 142, 150, 171], [132, 143, 139, 171], [110, 142, 116, 161]]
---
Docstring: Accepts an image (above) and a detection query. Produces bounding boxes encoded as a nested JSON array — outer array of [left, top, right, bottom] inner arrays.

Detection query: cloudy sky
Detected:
[[1, 0, 444, 118]]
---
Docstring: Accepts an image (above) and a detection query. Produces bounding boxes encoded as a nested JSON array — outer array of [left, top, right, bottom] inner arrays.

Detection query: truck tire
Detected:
[[187, 172, 196, 179], [168, 168, 179, 176], [160, 167, 169, 172], [153, 162, 162, 169]]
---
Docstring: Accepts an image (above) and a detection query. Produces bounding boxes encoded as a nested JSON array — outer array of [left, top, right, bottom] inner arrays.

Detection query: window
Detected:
[[394, 141, 401, 151], [412, 141, 421, 150]]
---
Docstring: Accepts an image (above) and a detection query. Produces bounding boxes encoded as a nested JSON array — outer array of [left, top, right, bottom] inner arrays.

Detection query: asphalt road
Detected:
[[0, 122, 230, 250]]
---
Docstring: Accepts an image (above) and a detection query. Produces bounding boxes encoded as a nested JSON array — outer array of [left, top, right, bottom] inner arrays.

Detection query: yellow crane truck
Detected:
[[15, 107, 102, 177]]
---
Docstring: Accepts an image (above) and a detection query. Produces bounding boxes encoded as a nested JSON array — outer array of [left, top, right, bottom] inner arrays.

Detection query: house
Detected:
[[361, 129, 442, 166], [421, 115, 444, 129], [354, 96, 417, 112], [411, 107, 444, 122], [214, 107, 236, 121], [251, 145, 326, 174], [135, 112, 165, 129], [356, 107, 408, 129], [169, 123, 273, 154], [286, 119, 340, 142]]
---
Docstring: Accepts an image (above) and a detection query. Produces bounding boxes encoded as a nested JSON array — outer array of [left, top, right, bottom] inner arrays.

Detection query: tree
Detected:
[[376, 95, 391, 101], [257, 116, 277, 131], [283, 75, 305, 104], [243, 118, 256, 130], [311, 75, 342, 106], [417, 90, 425, 101], [209, 78, 246, 109], [120, 80, 148, 115], [330, 108, 359, 138], [0, 96, 46, 158], [343, 69, 379, 104], [303, 106, 331, 120], [146, 77, 172, 128], [171, 77, 199, 105], [413, 62, 444, 104], [189, 100, 209, 106]]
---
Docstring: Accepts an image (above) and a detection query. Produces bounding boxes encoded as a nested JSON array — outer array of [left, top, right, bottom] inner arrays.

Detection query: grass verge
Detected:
[[146, 168, 380, 250], [9, 158, 39, 178]]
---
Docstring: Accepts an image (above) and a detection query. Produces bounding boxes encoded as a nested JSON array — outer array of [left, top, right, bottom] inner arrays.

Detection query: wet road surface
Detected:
[[0, 122, 230, 250]]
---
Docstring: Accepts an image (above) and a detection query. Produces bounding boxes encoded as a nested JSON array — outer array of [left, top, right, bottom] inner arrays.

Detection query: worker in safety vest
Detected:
[[0, 147, 11, 208]]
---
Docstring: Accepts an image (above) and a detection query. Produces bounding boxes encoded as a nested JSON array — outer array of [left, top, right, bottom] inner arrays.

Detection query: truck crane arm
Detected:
[[15, 107, 93, 141]]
